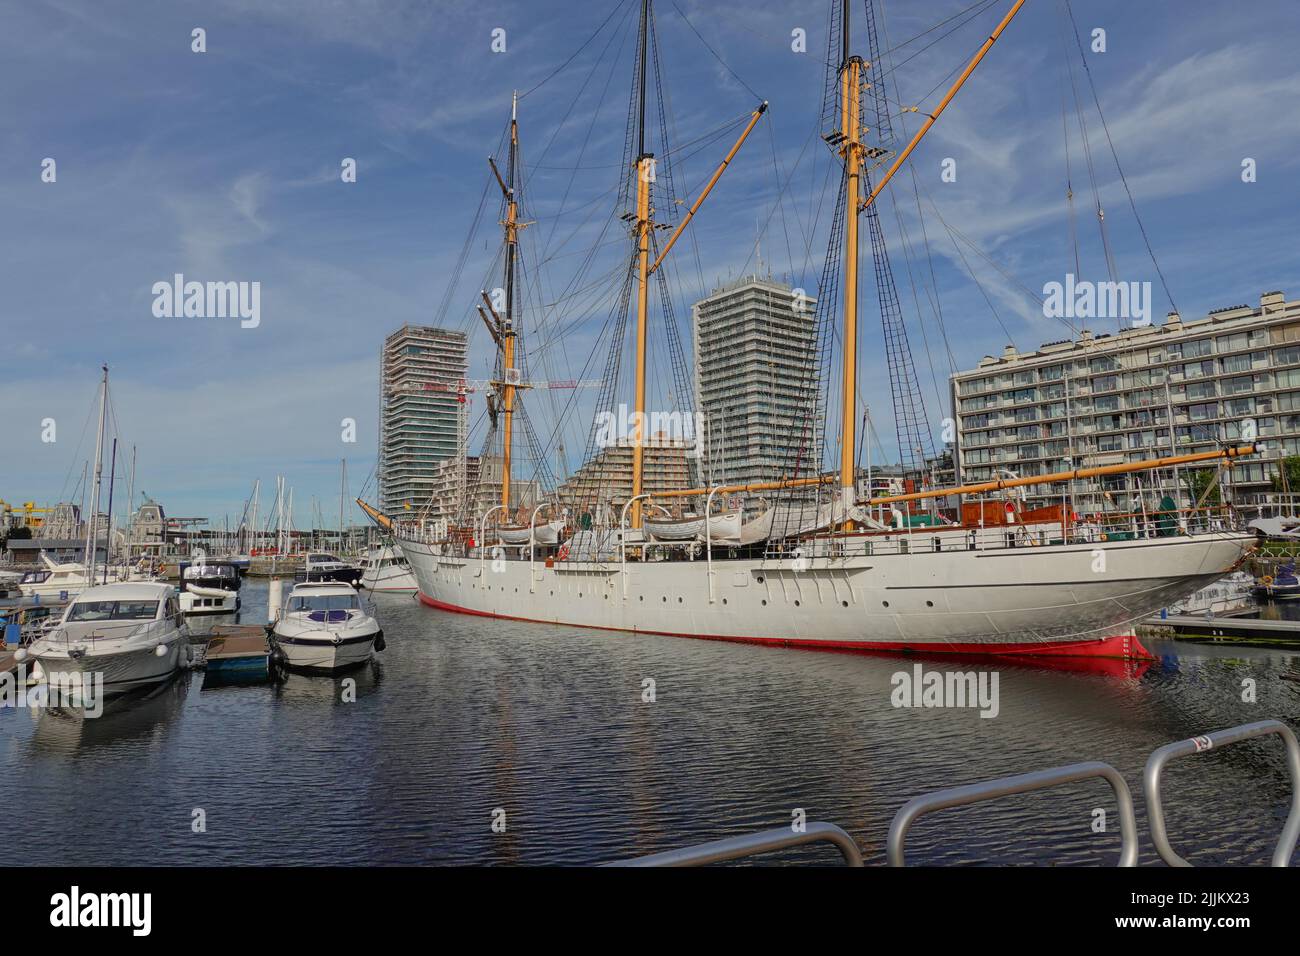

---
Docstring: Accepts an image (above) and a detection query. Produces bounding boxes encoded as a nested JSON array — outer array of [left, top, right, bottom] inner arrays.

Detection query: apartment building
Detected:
[[379, 325, 468, 518], [692, 275, 820, 488], [950, 290, 1299, 511]]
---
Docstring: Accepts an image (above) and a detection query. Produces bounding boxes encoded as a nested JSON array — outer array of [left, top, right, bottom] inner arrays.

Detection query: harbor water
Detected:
[[3, 581, 1298, 865]]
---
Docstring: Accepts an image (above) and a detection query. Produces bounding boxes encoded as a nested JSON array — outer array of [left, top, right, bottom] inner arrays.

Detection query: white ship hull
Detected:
[[360, 564, 418, 593], [396, 529, 1256, 657]]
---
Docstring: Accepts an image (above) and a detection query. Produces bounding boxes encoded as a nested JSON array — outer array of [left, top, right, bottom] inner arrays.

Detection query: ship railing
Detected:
[[614, 720, 1296, 867]]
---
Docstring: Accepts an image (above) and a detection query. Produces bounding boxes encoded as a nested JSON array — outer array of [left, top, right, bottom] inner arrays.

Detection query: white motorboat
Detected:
[[301, 553, 363, 587], [178, 560, 243, 615], [18, 557, 96, 600], [21, 582, 185, 694], [270, 581, 383, 673], [359, 545, 417, 593]]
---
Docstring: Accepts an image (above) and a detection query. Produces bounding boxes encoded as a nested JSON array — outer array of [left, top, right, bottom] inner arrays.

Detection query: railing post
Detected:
[[1144, 719, 1300, 867], [527, 502, 549, 593], [705, 486, 721, 604], [620, 494, 651, 600], [479, 505, 505, 580], [887, 761, 1138, 866]]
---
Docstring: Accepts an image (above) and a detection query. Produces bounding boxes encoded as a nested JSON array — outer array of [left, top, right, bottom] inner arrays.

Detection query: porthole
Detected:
[[761, 599, 767, 606], [882, 601, 890, 608], [677, 597, 683, 604], [757, 575, 765, 584], [662, 596, 667, 602], [926, 600, 934, 608], [794, 600, 801, 607], [722, 598, 728, 605], [841, 601, 849, 608]]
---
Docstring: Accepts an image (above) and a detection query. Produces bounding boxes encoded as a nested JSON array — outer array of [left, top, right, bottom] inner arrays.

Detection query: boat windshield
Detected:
[[288, 594, 358, 612], [309, 554, 341, 564], [67, 600, 160, 622], [185, 565, 236, 578]]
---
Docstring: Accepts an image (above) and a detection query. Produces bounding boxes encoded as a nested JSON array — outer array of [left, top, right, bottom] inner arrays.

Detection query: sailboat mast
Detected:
[[84, 364, 109, 578], [838, 0, 863, 522], [103, 438, 117, 584], [630, 0, 653, 529], [124, 444, 136, 567], [499, 92, 521, 514]]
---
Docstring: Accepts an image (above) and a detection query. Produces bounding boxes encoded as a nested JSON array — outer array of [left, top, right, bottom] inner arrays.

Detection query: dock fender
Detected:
[[374, 630, 386, 653]]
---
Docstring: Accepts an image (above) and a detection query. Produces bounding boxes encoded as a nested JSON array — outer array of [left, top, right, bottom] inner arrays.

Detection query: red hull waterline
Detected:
[[416, 593, 1156, 662]]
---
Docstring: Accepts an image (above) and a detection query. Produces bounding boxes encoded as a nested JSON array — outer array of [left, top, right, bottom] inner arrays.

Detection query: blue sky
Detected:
[[2, 0, 1298, 529]]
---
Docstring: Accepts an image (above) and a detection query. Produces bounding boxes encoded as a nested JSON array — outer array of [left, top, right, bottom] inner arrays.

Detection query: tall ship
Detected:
[[371, 0, 1258, 659]]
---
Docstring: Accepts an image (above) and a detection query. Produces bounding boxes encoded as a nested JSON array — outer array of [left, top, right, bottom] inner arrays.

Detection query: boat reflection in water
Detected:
[[26, 674, 190, 756]]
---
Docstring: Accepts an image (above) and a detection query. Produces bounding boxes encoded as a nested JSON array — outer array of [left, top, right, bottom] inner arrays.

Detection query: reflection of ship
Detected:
[[378, 0, 1259, 660], [1170, 571, 1255, 615]]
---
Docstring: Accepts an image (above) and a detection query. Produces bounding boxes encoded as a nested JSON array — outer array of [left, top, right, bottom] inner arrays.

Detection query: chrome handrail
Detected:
[[1144, 719, 1300, 867], [607, 822, 864, 867], [887, 761, 1139, 866]]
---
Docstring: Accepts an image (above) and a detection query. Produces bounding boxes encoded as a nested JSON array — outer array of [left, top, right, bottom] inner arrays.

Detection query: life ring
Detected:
[[556, 545, 570, 561], [1262, 575, 1275, 586]]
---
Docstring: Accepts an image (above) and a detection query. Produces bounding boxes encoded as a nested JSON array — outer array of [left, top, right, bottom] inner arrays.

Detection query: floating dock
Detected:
[[1142, 612, 1300, 646], [201, 626, 275, 684]]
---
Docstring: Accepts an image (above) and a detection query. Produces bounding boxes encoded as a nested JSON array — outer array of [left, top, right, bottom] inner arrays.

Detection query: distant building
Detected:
[[557, 436, 693, 515], [379, 325, 469, 519], [950, 290, 1300, 511], [692, 275, 819, 489]]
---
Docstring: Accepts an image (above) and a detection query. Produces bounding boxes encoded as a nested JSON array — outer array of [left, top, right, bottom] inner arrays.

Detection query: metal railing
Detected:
[[886, 761, 1138, 867], [1144, 719, 1300, 867], [607, 822, 864, 867]]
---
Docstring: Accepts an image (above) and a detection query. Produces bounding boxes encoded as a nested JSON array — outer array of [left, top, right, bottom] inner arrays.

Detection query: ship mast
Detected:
[[488, 93, 523, 514], [837, 0, 863, 525], [836, 0, 1026, 527], [630, 0, 652, 529]]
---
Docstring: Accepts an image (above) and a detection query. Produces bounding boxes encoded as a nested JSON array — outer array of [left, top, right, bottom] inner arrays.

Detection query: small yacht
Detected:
[[178, 560, 243, 616], [21, 582, 185, 693], [269, 581, 383, 673], [301, 553, 363, 587], [1254, 563, 1300, 601], [359, 545, 417, 593], [18, 557, 95, 600]]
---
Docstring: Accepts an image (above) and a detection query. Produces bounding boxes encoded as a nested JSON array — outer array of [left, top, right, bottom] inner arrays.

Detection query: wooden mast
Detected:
[[838, 0, 863, 526], [488, 93, 522, 513], [630, 0, 652, 529]]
